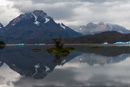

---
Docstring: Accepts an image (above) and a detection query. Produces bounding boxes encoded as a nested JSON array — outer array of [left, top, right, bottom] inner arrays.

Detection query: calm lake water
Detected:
[[0, 45, 130, 87]]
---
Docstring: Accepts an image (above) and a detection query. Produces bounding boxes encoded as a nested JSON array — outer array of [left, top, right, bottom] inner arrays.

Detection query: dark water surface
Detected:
[[0, 45, 130, 87]]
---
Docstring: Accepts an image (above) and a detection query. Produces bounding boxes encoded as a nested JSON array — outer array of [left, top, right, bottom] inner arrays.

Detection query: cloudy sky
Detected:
[[1, 0, 130, 29]]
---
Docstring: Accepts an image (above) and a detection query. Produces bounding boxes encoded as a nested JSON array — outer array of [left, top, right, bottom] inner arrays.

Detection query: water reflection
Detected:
[[78, 53, 130, 66], [74, 45, 130, 56], [0, 45, 130, 87], [0, 46, 81, 79], [53, 55, 65, 65]]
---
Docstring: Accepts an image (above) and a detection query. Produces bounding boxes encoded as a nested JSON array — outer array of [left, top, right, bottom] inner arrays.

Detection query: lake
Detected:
[[0, 45, 130, 87]]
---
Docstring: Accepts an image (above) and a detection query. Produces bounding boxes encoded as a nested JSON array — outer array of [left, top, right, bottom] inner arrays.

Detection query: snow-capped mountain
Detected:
[[0, 23, 4, 29], [5, 10, 50, 30], [75, 22, 130, 35], [1, 10, 82, 43]]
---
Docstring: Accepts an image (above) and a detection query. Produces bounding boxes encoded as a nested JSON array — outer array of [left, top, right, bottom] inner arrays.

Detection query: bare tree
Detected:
[[53, 37, 64, 49]]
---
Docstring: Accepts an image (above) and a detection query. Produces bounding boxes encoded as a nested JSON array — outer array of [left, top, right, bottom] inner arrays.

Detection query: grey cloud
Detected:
[[0, 7, 5, 13], [44, 4, 79, 20], [12, 1, 80, 20], [8, 0, 76, 4], [12, 69, 84, 87], [0, 5, 19, 26], [0, 76, 5, 83], [86, 74, 130, 86], [30, 0, 130, 4], [31, 0, 76, 4], [3, 0, 130, 29], [33, 85, 59, 87], [12, 68, 130, 87], [78, 0, 130, 3]]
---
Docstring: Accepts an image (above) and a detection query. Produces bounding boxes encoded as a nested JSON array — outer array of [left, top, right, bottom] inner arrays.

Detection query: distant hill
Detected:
[[75, 22, 130, 35], [0, 10, 82, 44], [64, 31, 130, 44]]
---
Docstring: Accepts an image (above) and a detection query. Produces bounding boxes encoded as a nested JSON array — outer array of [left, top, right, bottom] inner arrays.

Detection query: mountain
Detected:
[[75, 22, 130, 35], [1, 10, 82, 43], [64, 31, 130, 44], [0, 23, 4, 29]]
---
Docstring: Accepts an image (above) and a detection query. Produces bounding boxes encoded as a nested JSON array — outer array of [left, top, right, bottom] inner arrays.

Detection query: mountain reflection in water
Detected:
[[0, 45, 130, 87], [0, 46, 81, 79]]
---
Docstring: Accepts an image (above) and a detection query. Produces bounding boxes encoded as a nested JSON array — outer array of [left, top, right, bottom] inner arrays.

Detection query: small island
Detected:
[[47, 37, 75, 56]]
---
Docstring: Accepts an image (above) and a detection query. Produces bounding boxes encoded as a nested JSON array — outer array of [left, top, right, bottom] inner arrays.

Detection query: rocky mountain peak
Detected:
[[87, 22, 94, 26], [33, 10, 47, 18], [75, 22, 130, 35], [18, 10, 48, 19], [99, 22, 105, 25], [5, 10, 52, 29]]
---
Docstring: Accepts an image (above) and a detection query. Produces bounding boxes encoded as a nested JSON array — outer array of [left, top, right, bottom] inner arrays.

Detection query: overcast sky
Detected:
[[1, 0, 130, 29]]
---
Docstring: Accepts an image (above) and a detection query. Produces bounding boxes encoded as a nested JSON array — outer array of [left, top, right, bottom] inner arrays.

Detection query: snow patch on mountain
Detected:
[[32, 13, 40, 26], [12, 24, 15, 26], [44, 18, 50, 23], [33, 63, 40, 76], [34, 64, 40, 68], [60, 23, 66, 29]]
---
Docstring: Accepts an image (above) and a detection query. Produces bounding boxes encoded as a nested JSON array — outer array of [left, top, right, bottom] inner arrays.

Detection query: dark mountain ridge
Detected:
[[64, 31, 130, 44]]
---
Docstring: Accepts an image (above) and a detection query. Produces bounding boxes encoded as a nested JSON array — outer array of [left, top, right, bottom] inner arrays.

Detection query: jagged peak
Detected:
[[87, 22, 105, 26], [33, 10, 47, 17], [87, 22, 94, 26], [6, 10, 52, 28], [17, 10, 48, 20], [76, 21, 130, 35], [99, 21, 105, 25]]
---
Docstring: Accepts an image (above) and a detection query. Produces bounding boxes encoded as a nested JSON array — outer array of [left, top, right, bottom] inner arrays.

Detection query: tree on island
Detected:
[[47, 37, 74, 59], [53, 37, 64, 49]]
